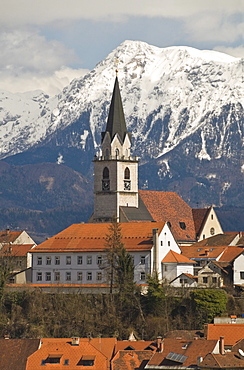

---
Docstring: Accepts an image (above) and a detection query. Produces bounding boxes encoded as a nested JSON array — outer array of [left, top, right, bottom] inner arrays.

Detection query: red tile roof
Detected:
[[0, 230, 23, 244], [112, 350, 152, 369], [205, 324, 244, 346], [0, 339, 40, 370], [139, 190, 196, 241], [27, 338, 112, 370], [147, 338, 218, 368], [192, 208, 210, 237], [116, 340, 156, 352], [0, 244, 35, 257], [195, 233, 239, 247], [218, 246, 243, 262], [180, 245, 227, 260], [200, 352, 244, 368], [162, 250, 195, 264], [31, 222, 167, 253]]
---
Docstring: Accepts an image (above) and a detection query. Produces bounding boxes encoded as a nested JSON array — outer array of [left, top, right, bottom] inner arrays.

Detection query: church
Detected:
[[30, 74, 223, 288]]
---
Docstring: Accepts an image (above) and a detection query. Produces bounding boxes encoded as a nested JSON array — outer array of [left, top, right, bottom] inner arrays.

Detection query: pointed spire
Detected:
[[102, 76, 128, 143]]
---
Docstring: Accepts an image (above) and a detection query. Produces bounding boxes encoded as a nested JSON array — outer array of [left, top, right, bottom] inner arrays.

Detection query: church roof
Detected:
[[139, 190, 196, 242], [102, 76, 128, 143], [120, 196, 154, 222]]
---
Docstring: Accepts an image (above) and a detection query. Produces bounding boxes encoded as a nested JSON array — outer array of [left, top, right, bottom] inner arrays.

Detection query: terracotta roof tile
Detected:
[[192, 208, 210, 236], [139, 190, 196, 241], [180, 245, 227, 260], [27, 338, 111, 370], [116, 340, 156, 352], [0, 230, 23, 244], [0, 244, 35, 257], [196, 233, 239, 247], [162, 250, 195, 264], [218, 246, 243, 262], [147, 338, 218, 367], [200, 352, 244, 368], [206, 324, 244, 346], [0, 339, 40, 370], [31, 222, 167, 253], [112, 350, 152, 369]]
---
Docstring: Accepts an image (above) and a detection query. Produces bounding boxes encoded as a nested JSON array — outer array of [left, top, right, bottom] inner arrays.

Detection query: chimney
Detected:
[[71, 337, 80, 346], [5, 228, 10, 235], [219, 336, 224, 355], [156, 336, 163, 352], [153, 228, 159, 276]]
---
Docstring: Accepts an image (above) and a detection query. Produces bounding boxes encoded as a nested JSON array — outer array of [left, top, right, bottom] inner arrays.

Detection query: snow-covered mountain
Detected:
[[0, 40, 243, 208]]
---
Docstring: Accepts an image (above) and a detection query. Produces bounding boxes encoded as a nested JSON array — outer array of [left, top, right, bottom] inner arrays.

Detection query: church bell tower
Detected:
[[92, 75, 139, 222]]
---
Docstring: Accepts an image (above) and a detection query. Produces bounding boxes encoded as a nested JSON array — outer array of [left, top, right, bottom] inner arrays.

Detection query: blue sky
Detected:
[[1, 0, 243, 95]]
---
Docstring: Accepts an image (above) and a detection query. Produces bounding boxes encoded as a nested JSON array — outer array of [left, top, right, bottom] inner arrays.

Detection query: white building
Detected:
[[30, 221, 181, 285]]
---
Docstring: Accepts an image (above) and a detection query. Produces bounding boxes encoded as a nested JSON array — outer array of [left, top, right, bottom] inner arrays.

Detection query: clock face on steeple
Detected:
[[102, 179, 110, 191], [124, 180, 131, 191]]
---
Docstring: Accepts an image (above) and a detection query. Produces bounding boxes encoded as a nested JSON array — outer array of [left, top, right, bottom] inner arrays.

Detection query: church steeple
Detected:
[[102, 77, 130, 144], [92, 74, 138, 223]]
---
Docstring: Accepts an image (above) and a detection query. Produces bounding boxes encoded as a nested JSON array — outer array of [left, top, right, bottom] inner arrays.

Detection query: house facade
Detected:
[[30, 222, 181, 285]]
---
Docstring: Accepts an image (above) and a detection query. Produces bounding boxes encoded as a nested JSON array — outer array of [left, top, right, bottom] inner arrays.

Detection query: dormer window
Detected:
[[102, 167, 110, 191], [179, 222, 186, 230]]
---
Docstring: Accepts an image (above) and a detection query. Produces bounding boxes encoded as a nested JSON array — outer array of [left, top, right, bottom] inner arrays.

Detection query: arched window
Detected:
[[105, 148, 109, 158], [124, 167, 130, 180], [103, 167, 109, 179], [115, 148, 119, 157]]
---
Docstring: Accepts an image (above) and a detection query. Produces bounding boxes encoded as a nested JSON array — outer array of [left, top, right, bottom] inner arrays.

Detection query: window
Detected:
[[37, 272, 42, 281], [64, 359, 69, 365], [55, 256, 60, 265], [54, 272, 60, 281], [180, 278, 188, 284], [161, 241, 163, 246], [240, 272, 244, 280], [66, 256, 71, 265], [210, 227, 215, 235], [168, 241, 170, 247], [66, 272, 71, 281], [115, 148, 119, 157], [87, 272, 92, 281], [77, 272, 83, 281], [124, 167, 130, 179], [37, 257, 42, 265], [140, 272, 146, 281], [203, 277, 208, 284], [46, 272, 51, 281], [179, 222, 186, 230], [78, 358, 95, 366], [212, 277, 217, 284], [87, 256, 92, 265], [17, 260, 22, 267], [45, 356, 61, 364], [164, 265, 167, 271], [77, 256, 83, 265], [140, 256, 145, 265], [97, 272, 102, 281], [103, 167, 109, 179], [97, 256, 102, 265], [46, 256, 51, 265]]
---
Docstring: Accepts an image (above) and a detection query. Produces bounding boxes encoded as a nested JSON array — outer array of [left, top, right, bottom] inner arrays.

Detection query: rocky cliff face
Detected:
[[0, 40, 243, 210]]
